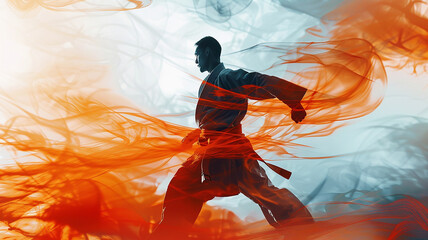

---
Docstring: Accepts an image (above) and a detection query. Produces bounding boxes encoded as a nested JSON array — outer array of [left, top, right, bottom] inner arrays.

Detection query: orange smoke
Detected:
[[191, 195, 428, 240], [242, 39, 386, 154], [324, 0, 428, 72], [0, 0, 428, 239], [0, 87, 192, 238]]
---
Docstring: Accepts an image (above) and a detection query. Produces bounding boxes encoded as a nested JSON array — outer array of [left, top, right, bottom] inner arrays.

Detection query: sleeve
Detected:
[[220, 69, 307, 109]]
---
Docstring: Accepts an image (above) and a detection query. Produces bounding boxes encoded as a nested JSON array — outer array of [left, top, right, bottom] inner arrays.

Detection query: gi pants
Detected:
[[149, 132, 313, 239]]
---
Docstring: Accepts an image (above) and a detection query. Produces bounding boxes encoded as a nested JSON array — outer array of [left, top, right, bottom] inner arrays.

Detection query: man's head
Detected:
[[195, 36, 221, 73]]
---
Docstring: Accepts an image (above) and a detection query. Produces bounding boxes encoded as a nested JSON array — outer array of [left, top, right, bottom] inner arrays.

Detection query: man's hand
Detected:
[[181, 129, 201, 147], [291, 103, 306, 123]]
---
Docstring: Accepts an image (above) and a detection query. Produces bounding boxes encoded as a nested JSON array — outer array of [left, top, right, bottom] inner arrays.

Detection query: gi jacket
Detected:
[[192, 63, 307, 183], [196, 63, 307, 131]]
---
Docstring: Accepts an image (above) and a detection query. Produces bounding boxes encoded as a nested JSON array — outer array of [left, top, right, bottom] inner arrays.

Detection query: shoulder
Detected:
[[218, 68, 233, 77], [217, 68, 243, 88], [218, 68, 248, 81]]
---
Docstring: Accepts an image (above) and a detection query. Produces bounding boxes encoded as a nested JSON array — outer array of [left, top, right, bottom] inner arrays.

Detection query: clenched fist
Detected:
[[291, 103, 306, 123]]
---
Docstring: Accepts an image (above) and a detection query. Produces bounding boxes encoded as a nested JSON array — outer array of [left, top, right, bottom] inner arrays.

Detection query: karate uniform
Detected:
[[150, 63, 313, 239]]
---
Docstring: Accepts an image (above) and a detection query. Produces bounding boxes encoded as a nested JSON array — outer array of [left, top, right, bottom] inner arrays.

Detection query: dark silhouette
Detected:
[[149, 36, 313, 239]]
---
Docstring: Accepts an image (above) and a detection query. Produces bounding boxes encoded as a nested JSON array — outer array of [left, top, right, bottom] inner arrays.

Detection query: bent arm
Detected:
[[221, 69, 307, 109]]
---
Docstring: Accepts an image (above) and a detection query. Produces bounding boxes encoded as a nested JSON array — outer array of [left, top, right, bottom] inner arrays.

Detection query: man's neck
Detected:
[[207, 61, 221, 73]]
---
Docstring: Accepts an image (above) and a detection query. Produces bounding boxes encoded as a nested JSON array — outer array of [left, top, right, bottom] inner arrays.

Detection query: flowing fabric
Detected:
[[0, 0, 427, 239]]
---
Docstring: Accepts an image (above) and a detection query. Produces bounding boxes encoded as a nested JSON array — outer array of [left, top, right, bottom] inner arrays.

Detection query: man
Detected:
[[149, 36, 313, 239]]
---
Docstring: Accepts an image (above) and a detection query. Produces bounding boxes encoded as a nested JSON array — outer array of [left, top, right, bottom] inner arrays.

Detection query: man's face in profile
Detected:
[[195, 46, 208, 73]]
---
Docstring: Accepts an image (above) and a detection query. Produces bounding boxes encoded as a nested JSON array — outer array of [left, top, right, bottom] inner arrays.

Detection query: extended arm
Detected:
[[221, 69, 307, 123]]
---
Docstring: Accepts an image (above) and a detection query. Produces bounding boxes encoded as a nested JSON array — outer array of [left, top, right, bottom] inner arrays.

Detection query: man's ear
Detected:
[[204, 47, 210, 56]]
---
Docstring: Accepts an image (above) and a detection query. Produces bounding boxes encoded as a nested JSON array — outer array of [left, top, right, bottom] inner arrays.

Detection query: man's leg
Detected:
[[149, 161, 214, 240], [238, 159, 313, 227]]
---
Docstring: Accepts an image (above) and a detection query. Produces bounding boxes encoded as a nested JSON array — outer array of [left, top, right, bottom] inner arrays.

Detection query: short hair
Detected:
[[195, 36, 222, 59]]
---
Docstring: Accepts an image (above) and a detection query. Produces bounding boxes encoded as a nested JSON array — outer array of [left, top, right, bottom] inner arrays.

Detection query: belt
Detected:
[[198, 125, 292, 181], [198, 125, 243, 146], [261, 161, 292, 180]]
